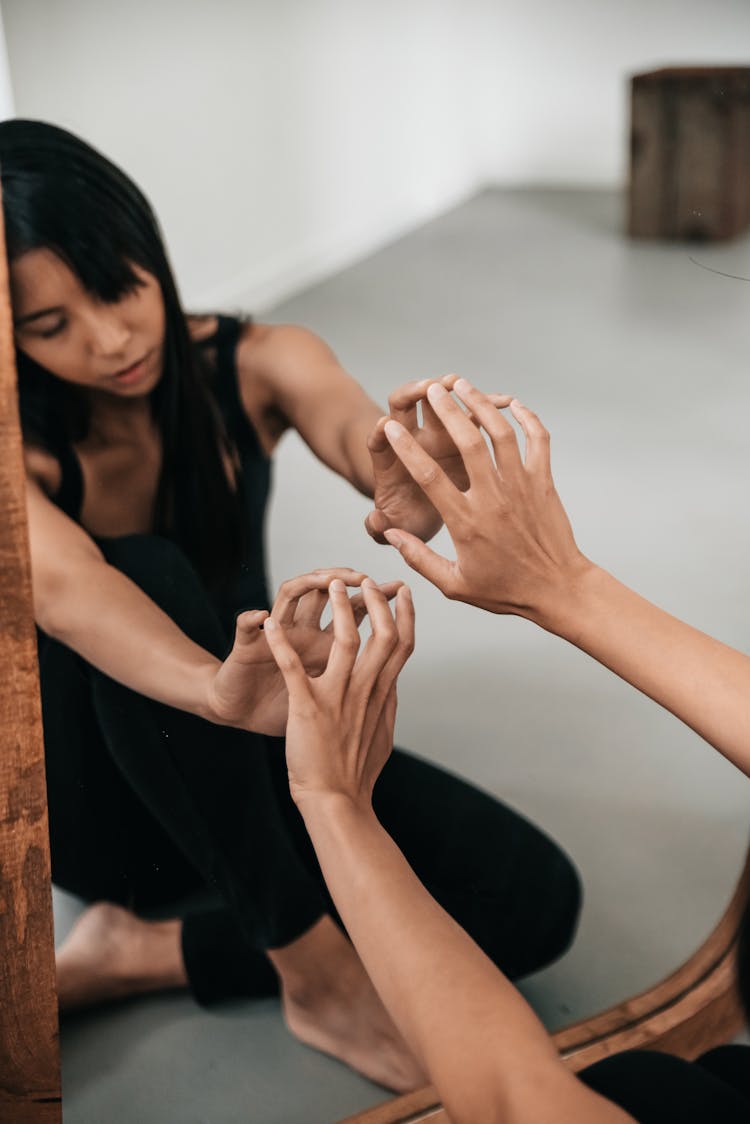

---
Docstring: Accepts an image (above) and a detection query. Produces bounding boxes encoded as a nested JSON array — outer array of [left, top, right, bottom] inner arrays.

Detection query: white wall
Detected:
[[2, 0, 749, 309], [0, 6, 14, 120], [2, 0, 496, 309], [483, 0, 750, 185]]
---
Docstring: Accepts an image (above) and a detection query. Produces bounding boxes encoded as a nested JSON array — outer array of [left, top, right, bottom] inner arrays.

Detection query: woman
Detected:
[[269, 380, 750, 1121], [3, 119, 581, 1089]]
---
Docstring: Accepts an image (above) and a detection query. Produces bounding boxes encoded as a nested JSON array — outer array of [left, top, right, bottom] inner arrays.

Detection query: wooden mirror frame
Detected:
[[0, 188, 62, 1121], [0, 186, 745, 1124]]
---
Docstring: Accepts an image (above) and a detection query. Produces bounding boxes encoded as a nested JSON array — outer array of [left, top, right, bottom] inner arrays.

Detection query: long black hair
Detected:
[[0, 118, 244, 585]]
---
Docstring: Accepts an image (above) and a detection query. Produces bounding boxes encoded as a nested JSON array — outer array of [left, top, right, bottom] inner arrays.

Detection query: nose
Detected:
[[84, 301, 132, 359]]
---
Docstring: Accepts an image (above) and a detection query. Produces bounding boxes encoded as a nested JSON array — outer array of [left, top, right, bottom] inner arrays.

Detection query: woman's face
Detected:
[[10, 248, 166, 397]]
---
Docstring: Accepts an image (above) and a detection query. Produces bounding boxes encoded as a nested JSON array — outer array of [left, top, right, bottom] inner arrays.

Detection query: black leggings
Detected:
[[43, 534, 581, 1005], [580, 1045, 750, 1122]]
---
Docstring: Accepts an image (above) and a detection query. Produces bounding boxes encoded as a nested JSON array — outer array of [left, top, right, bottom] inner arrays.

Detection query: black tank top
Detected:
[[49, 314, 272, 630]]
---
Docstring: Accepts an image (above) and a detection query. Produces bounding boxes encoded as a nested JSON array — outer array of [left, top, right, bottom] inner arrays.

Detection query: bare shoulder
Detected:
[[24, 443, 62, 497], [233, 323, 339, 452], [236, 321, 337, 383]]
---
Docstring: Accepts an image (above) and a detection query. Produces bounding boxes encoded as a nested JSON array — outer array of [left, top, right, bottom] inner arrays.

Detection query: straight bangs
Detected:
[[3, 153, 158, 304]]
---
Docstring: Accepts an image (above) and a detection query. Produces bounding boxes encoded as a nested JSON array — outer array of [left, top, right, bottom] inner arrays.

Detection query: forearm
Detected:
[[40, 558, 220, 720], [254, 323, 381, 497], [541, 563, 750, 775], [340, 407, 380, 497], [299, 796, 631, 1124]]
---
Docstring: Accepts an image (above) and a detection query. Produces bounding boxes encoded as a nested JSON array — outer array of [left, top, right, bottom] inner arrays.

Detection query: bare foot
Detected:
[[56, 902, 187, 1011], [268, 916, 427, 1092]]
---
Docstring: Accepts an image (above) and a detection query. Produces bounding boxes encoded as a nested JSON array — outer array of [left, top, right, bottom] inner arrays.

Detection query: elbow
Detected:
[[33, 568, 76, 640], [32, 552, 105, 642]]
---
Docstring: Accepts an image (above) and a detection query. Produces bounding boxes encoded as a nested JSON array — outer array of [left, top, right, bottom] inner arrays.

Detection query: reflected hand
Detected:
[[380, 380, 591, 623], [207, 568, 403, 735], [264, 578, 414, 810], [366, 375, 512, 545]]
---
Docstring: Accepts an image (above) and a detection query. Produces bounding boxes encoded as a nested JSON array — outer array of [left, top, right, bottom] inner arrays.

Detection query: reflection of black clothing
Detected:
[[580, 1046, 750, 1122], [41, 317, 581, 1004]]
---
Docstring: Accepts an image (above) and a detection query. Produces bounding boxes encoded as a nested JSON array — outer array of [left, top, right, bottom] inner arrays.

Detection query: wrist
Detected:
[[530, 555, 605, 637], [198, 658, 229, 724], [294, 790, 377, 833]]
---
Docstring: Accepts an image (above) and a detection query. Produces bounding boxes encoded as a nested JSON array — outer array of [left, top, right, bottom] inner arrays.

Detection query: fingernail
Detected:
[[455, 377, 471, 393], [329, 578, 345, 593], [511, 398, 524, 410], [427, 382, 447, 402], [401, 585, 412, 600], [383, 530, 404, 549], [384, 420, 402, 440], [264, 618, 277, 631], [361, 577, 375, 589]]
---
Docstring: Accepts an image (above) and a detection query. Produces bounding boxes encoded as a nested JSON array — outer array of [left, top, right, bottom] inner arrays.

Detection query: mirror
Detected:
[[0, 186, 60, 1122], [2, 3, 749, 1121]]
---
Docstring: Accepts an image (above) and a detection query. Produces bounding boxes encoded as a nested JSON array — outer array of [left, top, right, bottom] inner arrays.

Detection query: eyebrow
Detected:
[[14, 306, 63, 328]]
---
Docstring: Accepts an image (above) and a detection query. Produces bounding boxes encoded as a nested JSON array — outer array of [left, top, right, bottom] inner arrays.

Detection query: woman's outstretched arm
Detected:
[[265, 580, 634, 1124], [381, 379, 750, 778], [236, 322, 509, 544], [25, 467, 370, 735]]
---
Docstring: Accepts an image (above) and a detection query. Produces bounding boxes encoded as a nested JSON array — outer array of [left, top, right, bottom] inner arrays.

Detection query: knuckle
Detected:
[[339, 630, 359, 652], [463, 431, 485, 456], [389, 384, 414, 408], [495, 426, 516, 444], [378, 621, 398, 647], [419, 465, 441, 488]]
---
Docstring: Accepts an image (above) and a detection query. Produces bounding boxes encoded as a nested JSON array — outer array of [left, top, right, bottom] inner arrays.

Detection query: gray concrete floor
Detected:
[[55, 188, 750, 1121]]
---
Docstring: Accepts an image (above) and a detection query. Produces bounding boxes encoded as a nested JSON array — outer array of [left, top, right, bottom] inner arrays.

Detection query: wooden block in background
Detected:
[[628, 66, 750, 240]]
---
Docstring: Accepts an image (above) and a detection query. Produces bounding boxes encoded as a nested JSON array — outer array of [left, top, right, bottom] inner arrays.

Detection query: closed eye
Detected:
[[19, 317, 67, 340], [37, 319, 66, 339]]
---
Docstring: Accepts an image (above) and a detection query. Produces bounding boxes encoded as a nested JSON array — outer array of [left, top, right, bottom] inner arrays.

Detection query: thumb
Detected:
[[364, 507, 391, 543], [233, 609, 269, 650], [383, 528, 456, 595]]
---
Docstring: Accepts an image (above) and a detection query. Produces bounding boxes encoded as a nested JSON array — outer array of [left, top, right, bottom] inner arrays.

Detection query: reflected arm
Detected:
[[236, 323, 381, 495], [25, 470, 357, 735], [26, 472, 220, 720]]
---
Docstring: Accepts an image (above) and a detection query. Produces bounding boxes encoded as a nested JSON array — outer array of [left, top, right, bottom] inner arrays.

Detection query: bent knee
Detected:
[[501, 842, 583, 979], [530, 847, 582, 972], [99, 534, 226, 652]]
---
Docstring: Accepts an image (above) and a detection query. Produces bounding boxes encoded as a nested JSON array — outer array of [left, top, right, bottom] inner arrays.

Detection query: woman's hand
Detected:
[[207, 568, 403, 736], [263, 577, 414, 810], [365, 376, 512, 546], [380, 379, 592, 624]]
